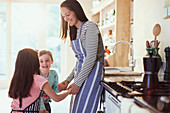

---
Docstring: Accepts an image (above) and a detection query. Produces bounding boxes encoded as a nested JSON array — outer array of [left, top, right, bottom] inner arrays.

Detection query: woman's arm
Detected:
[[42, 82, 71, 102], [66, 67, 75, 82], [74, 21, 99, 87]]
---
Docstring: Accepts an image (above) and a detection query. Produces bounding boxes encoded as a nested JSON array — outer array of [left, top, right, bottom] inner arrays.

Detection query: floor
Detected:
[[0, 88, 71, 113]]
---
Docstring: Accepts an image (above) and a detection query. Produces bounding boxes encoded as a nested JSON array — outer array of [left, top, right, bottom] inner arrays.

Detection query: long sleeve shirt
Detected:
[[66, 21, 104, 87]]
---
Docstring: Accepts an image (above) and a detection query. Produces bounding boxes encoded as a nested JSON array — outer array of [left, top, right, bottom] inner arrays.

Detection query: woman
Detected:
[[57, 0, 104, 113]]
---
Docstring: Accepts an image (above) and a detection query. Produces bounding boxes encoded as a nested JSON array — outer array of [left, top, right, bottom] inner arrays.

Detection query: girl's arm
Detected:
[[42, 82, 71, 102]]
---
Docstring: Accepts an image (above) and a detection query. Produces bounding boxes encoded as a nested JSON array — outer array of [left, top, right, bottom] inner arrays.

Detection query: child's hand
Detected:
[[42, 94, 49, 101], [67, 88, 72, 94], [67, 83, 80, 95], [39, 109, 49, 113], [57, 80, 69, 92]]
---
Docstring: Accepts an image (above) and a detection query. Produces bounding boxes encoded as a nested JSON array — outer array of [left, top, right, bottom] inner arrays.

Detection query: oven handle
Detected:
[[100, 81, 121, 98], [108, 95, 121, 108]]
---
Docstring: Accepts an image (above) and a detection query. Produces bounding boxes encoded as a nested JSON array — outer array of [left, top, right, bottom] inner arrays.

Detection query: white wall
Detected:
[[134, 0, 170, 75]]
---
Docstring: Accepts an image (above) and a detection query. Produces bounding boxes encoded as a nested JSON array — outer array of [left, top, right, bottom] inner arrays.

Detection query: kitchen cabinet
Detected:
[[91, 0, 132, 67], [91, 0, 116, 52]]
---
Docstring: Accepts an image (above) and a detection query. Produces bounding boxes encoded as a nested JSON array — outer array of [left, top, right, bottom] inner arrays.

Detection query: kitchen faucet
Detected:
[[112, 41, 135, 71]]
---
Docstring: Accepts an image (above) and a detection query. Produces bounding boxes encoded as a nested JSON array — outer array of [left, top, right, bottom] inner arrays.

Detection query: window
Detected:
[[0, 3, 6, 78], [0, 0, 61, 88], [46, 5, 61, 74], [12, 3, 40, 70]]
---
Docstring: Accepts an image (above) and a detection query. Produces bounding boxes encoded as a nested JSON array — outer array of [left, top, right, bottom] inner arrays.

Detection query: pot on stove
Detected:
[[143, 51, 159, 90]]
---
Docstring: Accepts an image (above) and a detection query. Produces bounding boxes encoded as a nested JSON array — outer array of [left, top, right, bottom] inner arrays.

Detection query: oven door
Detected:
[[104, 91, 121, 113]]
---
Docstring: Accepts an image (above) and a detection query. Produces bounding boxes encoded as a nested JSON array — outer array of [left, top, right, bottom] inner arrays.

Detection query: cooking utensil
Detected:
[[150, 40, 158, 48], [150, 24, 161, 48], [155, 40, 158, 48], [157, 41, 161, 47], [146, 40, 150, 48], [153, 24, 161, 40]]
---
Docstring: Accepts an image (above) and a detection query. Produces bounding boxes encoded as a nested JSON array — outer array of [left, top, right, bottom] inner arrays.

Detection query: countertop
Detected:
[[104, 69, 143, 82], [102, 74, 169, 113]]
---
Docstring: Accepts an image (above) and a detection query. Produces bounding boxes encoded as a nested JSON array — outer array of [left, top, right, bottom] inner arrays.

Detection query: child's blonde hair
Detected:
[[38, 50, 53, 61]]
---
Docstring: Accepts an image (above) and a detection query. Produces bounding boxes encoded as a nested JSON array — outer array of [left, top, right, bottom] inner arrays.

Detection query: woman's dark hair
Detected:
[[8, 48, 40, 99], [60, 0, 88, 41]]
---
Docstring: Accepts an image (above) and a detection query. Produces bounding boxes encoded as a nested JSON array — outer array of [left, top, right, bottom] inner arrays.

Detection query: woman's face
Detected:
[[61, 7, 79, 27]]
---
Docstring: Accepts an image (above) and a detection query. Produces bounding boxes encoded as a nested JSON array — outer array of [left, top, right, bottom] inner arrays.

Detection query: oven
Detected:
[[100, 80, 170, 113], [104, 91, 121, 113]]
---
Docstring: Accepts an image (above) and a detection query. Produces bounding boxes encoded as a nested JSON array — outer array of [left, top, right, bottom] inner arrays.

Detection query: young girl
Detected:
[[38, 50, 59, 113], [8, 48, 71, 113]]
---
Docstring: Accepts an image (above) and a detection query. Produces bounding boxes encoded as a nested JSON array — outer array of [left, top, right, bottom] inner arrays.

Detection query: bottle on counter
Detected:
[[108, 30, 115, 44], [164, 46, 170, 81], [105, 46, 111, 56], [143, 51, 159, 90]]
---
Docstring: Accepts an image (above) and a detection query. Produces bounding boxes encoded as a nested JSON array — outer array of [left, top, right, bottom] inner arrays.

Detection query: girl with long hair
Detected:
[[9, 48, 71, 113]]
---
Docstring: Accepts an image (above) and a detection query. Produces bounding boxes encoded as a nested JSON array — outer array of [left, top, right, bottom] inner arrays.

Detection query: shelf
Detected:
[[100, 22, 115, 30], [91, 0, 115, 15], [104, 43, 115, 46]]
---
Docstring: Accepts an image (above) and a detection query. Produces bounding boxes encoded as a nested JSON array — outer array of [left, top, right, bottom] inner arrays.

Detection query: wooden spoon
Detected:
[[146, 40, 150, 48], [153, 24, 161, 40]]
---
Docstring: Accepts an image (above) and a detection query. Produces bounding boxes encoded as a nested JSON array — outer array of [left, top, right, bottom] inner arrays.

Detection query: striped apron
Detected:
[[70, 22, 104, 113], [11, 94, 41, 113]]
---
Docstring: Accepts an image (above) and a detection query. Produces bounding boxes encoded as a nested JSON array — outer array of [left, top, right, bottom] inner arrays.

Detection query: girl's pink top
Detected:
[[11, 74, 48, 110]]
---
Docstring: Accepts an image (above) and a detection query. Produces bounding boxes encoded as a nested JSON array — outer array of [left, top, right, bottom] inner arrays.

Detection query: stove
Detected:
[[100, 81, 170, 113]]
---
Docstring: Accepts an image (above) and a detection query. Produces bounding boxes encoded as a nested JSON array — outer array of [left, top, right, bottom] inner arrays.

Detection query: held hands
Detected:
[[57, 80, 80, 94], [57, 80, 69, 92], [67, 83, 80, 95]]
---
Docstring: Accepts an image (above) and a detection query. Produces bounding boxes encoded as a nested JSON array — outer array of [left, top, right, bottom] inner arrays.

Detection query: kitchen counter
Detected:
[[101, 76, 170, 113], [134, 96, 170, 113], [104, 75, 142, 82], [102, 68, 170, 113], [104, 69, 143, 82]]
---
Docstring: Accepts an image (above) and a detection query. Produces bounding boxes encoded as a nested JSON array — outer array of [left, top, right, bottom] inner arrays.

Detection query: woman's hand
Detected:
[[57, 80, 69, 92], [67, 83, 80, 95]]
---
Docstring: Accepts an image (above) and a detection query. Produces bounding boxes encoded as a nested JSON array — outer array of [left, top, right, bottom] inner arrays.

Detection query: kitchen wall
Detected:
[[134, 0, 170, 75]]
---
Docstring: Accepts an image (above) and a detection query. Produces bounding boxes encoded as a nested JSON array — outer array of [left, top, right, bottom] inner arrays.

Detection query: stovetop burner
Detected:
[[100, 81, 170, 97], [100, 80, 170, 113], [120, 81, 170, 96]]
